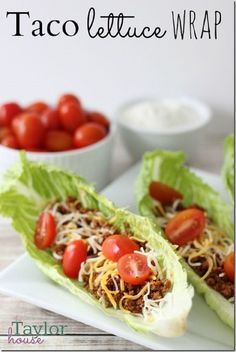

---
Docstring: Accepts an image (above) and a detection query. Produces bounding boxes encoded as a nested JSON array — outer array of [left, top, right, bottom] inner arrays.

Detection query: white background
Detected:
[[0, 0, 234, 136]]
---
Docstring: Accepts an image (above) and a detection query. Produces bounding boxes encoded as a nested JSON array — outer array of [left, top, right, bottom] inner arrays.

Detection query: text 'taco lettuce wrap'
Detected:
[[135, 149, 234, 329], [0, 153, 193, 337], [222, 134, 234, 202]]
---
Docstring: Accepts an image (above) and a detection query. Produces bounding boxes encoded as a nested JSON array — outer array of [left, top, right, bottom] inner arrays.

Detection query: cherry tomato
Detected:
[[41, 109, 61, 130], [102, 235, 139, 262], [59, 102, 86, 132], [34, 212, 56, 249], [0, 127, 11, 142], [0, 103, 22, 127], [149, 181, 183, 205], [118, 253, 151, 285], [87, 111, 110, 130], [224, 252, 234, 282], [27, 101, 49, 114], [73, 122, 106, 148], [44, 130, 73, 152], [14, 113, 45, 149], [165, 208, 206, 246], [12, 117, 21, 136], [1, 135, 19, 149], [62, 240, 87, 279], [58, 94, 79, 107]]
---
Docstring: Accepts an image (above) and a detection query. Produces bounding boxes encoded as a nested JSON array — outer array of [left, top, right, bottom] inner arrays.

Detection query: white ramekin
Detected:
[[116, 97, 212, 161], [0, 126, 115, 191]]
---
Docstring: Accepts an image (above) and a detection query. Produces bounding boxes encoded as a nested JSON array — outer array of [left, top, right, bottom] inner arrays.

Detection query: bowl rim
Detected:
[[116, 97, 212, 135], [0, 124, 116, 157]]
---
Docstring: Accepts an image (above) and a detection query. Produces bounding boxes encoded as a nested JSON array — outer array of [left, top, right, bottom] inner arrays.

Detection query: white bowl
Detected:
[[0, 126, 115, 191], [117, 97, 212, 161]]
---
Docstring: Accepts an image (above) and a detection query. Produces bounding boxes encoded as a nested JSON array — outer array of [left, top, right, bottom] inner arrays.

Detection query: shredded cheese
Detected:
[[89, 267, 94, 290], [119, 284, 149, 312], [111, 275, 119, 292], [120, 279, 125, 292], [101, 270, 118, 309], [200, 256, 214, 281]]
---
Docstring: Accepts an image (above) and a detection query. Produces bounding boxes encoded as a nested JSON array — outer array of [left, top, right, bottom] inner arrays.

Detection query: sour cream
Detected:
[[120, 99, 208, 133]]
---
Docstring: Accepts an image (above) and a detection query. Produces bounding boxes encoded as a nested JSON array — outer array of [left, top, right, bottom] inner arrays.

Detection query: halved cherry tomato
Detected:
[[118, 253, 151, 285], [34, 212, 56, 249], [1, 135, 19, 149], [62, 240, 87, 279], [87, 111, 110, 130], [14, 113, 45, 149], [27, 101, 49, 114], [149, 181, 183, 205], [102, 235, 139, 262], [165, 208, 206, 246], [41, 109, 61, 130], [73, 122, 106, 148], [58, 94, 79, 108], [0, 103, 22, 127], [224, 252, 234, 282], [0, 127, 12, 142], [44, 130, 73, 151], [59, 102, 86, 132]]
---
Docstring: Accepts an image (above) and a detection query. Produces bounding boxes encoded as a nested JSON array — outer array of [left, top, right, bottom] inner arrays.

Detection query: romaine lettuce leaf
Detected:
[[0, 152, 193, 337], [222, 134, 234, 201], [136, 149, 234, 329]]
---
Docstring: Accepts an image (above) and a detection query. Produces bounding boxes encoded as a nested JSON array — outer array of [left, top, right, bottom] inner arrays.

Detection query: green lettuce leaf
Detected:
[[0, 152, 193, 337], [222, 134, 234, 201], [135, 149, 234, 329]]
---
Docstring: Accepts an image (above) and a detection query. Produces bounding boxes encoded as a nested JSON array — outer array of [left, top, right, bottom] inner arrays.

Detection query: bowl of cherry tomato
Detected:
[[0, 94, 114, 190]]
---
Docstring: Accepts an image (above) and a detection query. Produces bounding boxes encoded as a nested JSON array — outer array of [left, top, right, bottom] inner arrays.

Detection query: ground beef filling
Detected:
[[51, 197, 117, 257], [190, 256, 234, 299], [83, 274, 171, 314], [51, 197, 172, 314]]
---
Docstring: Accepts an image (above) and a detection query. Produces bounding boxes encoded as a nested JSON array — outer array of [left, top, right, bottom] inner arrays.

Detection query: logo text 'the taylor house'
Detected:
[[7, 321, 67, 345]]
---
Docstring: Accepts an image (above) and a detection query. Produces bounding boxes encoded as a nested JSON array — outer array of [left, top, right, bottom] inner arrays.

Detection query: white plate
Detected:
[[0, 164, 234, 350]]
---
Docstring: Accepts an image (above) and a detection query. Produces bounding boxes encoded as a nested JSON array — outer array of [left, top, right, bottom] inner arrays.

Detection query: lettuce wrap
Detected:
[[222, 134, 234, 201], [136, 149, 234, 329], [0, 153, 193, 337]]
